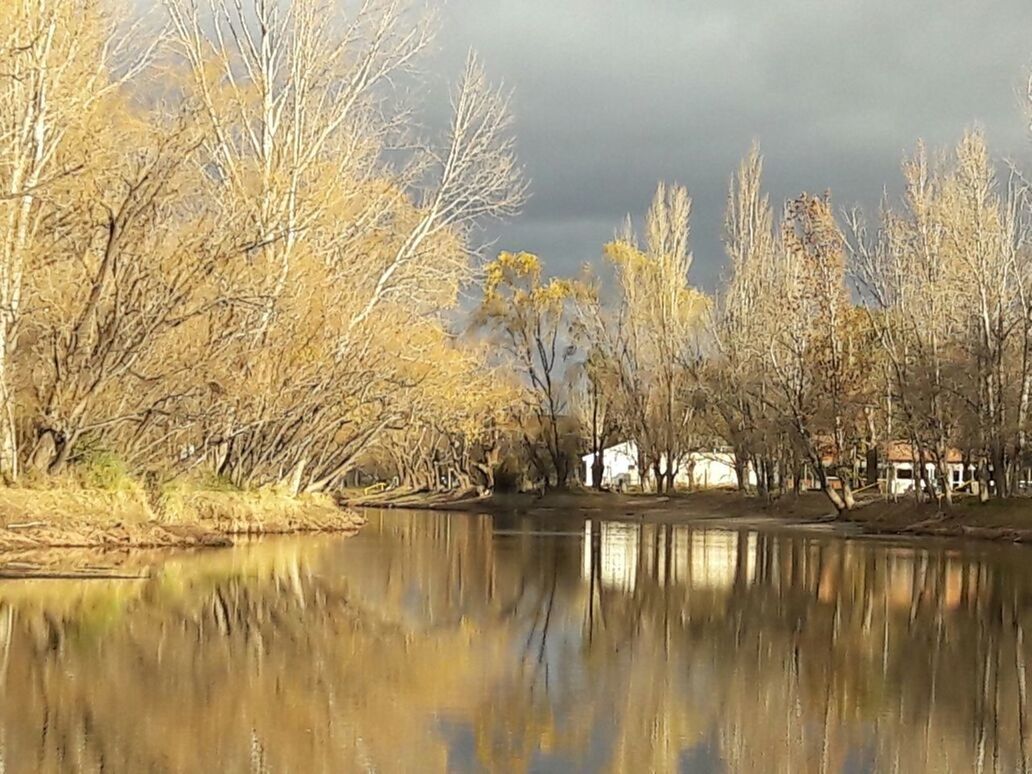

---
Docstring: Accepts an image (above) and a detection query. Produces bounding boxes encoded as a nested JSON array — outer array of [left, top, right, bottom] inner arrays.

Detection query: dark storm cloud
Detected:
[[427, 0, 1032, 288]]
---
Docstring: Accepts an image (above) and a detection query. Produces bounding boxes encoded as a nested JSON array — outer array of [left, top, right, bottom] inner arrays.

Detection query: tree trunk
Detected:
[[733, 453, 749, 493], [473, 447, 498, 490], [683, 459, 696, 492], [840, 475, 856, 510], [915, 447, 929, 504], [978, 458, 991, 503], [937, 459, 953, 508], [866, 445, 879, 488], [27, 429, 57, 474], [765, 461, 776, 501], [46, 430, 77, 476], [454, 469, 472, 490], [817, 469, 848, 513], [991, 444, 1008, 499], [285, 457, 306, 497], [590, 380, 603, 490], [811, 446, 849, 512], [0, 329, 17, 484], [755, 457, 769, 500]]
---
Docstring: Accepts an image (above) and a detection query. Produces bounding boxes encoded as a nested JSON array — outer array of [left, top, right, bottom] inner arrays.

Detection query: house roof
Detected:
[[883, 441, 963, 464]]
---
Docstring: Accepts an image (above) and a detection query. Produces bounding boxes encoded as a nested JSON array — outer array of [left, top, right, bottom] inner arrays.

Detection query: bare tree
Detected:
[[164, 0, 524, 492], [477, 251, 581, 489], [713, 144, 783, 495], [0, 0, 153, 480], [849, 133, 1031, 503], [602, 183, 709, 492]]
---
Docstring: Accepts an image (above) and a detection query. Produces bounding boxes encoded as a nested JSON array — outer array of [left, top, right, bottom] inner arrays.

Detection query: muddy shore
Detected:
[[348, 487, 1032, 544]]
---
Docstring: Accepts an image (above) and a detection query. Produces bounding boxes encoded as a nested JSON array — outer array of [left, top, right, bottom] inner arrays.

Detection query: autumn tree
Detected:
[[161, 0, 523, 492], [714, 149, 873, 511], [770, 193, 874, 511], [0, 0, 526, 496], [372, 329, 521, 492], [0, 0, 153, 481], [713, 145, 785, 495], [477, 251, 583, 489], [600, 184, 709, 492], [850, 132, 1032, 502]]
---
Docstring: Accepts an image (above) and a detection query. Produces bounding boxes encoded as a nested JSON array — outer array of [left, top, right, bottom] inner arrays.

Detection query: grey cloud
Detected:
[[427, 0, 1032, 289]]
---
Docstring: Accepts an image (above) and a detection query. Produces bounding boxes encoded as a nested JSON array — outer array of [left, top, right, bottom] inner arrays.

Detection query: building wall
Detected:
[[886, 461, 969, 495], [687, 453, 753, 489], [582, 442, 641, 488], [582, 443, 752, 490]]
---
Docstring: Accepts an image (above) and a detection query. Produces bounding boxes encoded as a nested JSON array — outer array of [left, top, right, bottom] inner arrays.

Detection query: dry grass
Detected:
[[0, 484, 364, 554], [161, 489, 362, 535], [0, 487, 153, 527]]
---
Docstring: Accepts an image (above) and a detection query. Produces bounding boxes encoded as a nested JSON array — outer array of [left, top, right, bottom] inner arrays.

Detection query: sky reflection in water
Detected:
[[0, 509, 1028, 773]]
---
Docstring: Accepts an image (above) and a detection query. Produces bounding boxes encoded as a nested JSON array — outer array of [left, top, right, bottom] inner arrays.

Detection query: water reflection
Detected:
[[0, 510, 1030, 772], [581, 522, 759, 591]]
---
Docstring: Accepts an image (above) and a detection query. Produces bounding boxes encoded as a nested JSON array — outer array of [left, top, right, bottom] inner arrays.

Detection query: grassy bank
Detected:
[[0, 484, 365, 553]]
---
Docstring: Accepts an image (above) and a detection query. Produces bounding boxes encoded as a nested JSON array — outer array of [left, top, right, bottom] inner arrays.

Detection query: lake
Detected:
[[0, 508, 1029, 772]]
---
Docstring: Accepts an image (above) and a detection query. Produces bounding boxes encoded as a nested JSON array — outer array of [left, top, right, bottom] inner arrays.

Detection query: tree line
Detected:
[[480, 127, 1032, 511], [5, 1, 1032, 508], [0, 0, 525, 493]]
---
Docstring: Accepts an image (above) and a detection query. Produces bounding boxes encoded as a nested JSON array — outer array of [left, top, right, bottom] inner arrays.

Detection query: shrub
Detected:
[[76, 450, 138, 492]]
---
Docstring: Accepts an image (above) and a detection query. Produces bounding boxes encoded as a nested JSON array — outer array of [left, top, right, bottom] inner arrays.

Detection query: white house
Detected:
[[581, 440, 754, 490], [582, 441, 640, 488]]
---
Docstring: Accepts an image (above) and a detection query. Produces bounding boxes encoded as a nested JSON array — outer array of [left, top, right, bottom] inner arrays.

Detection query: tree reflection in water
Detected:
[[0, 510, 1030, 772]]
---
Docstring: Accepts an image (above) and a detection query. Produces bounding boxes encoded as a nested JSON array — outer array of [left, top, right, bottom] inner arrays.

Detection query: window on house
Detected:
[[896, 468, 913, 480]]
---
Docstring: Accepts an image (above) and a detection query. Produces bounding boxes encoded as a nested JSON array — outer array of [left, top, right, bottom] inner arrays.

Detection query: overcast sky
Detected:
[[425, 0, 1032, 289]]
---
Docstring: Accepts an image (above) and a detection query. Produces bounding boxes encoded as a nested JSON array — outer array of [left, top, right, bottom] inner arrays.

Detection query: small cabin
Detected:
[[581, 440, 754, 490], [882, 442, 968, 496]]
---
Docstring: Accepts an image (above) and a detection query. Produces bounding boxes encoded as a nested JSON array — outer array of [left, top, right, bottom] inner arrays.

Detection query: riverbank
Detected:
[[349, 486, 1032, 544], [351, 486, 833, 516], [0, 486, 365, 553], [841, 497, 1032, 543]]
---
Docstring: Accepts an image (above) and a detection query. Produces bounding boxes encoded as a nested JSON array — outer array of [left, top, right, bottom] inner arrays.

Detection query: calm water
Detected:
[[0, 510, 1031, 772]]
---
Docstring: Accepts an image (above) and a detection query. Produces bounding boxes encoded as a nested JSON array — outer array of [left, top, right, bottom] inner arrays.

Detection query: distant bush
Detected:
[[160, 471, 241, 496], [76, 450, 138, 492], [492, 458, 522, 493]]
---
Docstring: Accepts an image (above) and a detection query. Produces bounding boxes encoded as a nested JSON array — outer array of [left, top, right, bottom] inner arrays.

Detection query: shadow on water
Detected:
[[0, 508, 1031, 772]]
